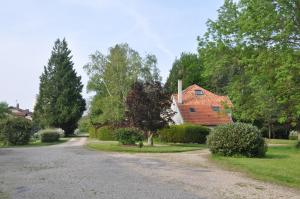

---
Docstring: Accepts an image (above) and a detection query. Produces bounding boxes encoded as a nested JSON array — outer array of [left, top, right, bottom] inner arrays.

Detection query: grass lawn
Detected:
[[87, 140, 206, 153], [0, 137, 70, 148], [212, 140, 300, 189]]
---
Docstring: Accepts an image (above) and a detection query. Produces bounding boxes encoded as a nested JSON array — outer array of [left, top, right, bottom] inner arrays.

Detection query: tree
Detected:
[[33, 39, 86, 135], [165, 52, 204, 93], [84, 43, 161, 127], [0, 102, 9, 119], [125, 81, 174, 146], [197, 0, 300, 136]]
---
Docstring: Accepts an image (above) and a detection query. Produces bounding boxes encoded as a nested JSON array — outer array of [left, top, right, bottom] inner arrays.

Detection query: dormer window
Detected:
[[189, 107, 196, 112], [195, 90, 204, 96], [212, 106, 220, 112]]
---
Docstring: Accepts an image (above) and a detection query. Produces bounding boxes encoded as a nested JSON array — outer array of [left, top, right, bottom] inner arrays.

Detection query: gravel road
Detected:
[[0, 138, 299, 199]]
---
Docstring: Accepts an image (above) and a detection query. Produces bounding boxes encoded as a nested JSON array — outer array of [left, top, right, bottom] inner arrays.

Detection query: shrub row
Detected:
[[159, 124, 210, 144], [89, 126, 116, 141], [114, 128, 143, 145], [207, 122, 266, 157]]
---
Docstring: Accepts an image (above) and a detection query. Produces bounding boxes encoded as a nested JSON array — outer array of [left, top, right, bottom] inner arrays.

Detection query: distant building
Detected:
[[9, 103, 33, 120], [171, 80, 232, 126]]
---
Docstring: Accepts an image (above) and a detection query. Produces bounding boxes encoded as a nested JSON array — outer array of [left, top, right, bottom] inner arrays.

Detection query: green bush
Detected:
[[207, 122, 267, 157], [88, 126, 116, 141], [159, 124, 210, 144], [115, 128, 143, 145], [98, 126, 115, 141], [40, 129, 60, 142], [0, 117, 32, 145], [78, 116, 90, 133]]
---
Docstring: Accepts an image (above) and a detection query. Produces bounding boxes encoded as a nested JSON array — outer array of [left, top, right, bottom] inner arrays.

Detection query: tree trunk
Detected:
[[147, 131, 153, 146]]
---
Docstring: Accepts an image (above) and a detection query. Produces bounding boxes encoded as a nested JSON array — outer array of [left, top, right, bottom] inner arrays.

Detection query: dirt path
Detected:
[[111, 149, 300, 199]]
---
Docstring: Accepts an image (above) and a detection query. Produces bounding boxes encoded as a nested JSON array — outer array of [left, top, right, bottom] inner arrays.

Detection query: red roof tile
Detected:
[[173, 84, 233, 126]]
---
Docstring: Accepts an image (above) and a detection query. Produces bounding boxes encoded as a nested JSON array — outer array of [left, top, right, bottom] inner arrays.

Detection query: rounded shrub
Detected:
[[207, 122, 267, 157], [159, 124, 210, 144], [114, 128, 143, 145], [39, 129, 60, 142], [1, 117, 32, 145]]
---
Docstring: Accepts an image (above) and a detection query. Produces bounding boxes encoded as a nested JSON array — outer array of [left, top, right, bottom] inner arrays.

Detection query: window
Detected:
[[189, 107, 196, 112], [212, 106, 220, 112], [195, 90, 204, 96]]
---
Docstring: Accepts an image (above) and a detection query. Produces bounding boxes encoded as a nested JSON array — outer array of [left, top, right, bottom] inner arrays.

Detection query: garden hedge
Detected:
[[40, 129, 60, 142], [88, 126, 116, 141], [114, 128, 143, 145], [159, 124, 210, 144]]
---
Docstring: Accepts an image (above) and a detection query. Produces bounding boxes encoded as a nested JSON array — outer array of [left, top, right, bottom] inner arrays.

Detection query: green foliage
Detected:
[[88, 126, 115, 141], [78, 116, 90, 133], [33, 38, 86, 135], [84, 43, 162, 127], [159, 124, 210, 144], [207, 123, 266, 157], [114, 128, 143, 145], [98, 126, 115, 141], [0, 102, 9, 119], [0, 117, 32, 145], [165, 53, 204, 93], [197, 0, 300, 135], [40, 129, 60, 142]]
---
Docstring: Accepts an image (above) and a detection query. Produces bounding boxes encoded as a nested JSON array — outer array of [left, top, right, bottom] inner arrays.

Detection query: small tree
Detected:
[[126, 81, 174, 146]]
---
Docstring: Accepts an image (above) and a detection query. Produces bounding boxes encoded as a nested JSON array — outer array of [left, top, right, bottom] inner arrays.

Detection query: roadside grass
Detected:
[[0, 137, 70, 148], [266, 138, 298, 145], [211, 141, 300, 189], [87, 140, 206, 153]]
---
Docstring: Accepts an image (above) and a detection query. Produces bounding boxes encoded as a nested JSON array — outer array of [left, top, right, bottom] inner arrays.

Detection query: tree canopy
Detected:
[[33, 38, 86, 135], [197, 0, 300, 136], [84, 43, 161, 127]]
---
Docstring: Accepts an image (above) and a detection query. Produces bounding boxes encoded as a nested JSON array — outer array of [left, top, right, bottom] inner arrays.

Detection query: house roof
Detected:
[[173, 84, 233, 126]]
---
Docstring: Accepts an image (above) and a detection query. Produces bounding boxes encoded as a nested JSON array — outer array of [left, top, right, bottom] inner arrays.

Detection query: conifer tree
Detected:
[[34, 39, 86, 135]]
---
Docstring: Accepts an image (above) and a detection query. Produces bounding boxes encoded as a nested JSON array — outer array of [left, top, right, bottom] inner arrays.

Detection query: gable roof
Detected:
[[173, 84, 232, 126]]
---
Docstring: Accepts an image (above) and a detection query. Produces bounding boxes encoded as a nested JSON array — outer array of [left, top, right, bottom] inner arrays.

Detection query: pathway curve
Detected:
[[0, 138, 299, 199]]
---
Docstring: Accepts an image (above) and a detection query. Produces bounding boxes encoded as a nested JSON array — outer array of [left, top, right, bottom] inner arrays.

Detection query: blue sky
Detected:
[[0, 0, 223, 110]]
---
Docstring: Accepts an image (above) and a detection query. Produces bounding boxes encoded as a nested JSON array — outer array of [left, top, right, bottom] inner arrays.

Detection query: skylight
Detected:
[[195, 90, 204, 96]]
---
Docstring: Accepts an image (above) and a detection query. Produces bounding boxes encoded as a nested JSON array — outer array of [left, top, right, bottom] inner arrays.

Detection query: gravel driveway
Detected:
[[0, 138, 299, 199]]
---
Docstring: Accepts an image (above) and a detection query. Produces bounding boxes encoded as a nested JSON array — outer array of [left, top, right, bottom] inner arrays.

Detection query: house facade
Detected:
[[9, 103, 33, 120], [171, 80, 232, 126]]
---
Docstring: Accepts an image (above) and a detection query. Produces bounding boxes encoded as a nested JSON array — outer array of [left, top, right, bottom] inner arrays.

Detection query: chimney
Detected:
[[178, 79, 183, 104]]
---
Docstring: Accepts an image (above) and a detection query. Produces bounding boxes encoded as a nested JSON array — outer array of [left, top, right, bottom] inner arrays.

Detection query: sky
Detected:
[[0, 0, 223, 111]]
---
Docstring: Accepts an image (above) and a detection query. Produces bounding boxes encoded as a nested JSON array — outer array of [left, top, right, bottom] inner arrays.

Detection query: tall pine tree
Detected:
[[34, 39, 86, 135]]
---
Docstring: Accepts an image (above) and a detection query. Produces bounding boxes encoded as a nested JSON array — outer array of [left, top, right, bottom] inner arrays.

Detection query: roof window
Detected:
[[189, 107, 196, 112], [212, 106, 220, 112], [195, 90, 204, 96]]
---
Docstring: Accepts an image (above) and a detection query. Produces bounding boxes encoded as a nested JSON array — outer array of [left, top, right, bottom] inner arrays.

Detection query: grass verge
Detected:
[[211, 140, 300, 189], [87, 140, 206, 153], [0, 137, 70, 148]]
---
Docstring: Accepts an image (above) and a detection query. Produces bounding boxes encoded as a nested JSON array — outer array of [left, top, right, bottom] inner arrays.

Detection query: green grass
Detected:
[[266, 138, 298, 145], [87, 140, 206, 153], [0, 137, 70, 148], [212, 141, 300, 189]]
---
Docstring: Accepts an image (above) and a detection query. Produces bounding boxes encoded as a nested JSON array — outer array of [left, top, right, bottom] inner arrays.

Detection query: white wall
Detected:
[[171, 96, 184, 125]]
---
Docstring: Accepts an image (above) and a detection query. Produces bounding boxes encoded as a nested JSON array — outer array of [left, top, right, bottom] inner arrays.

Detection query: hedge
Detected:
[[88, 126, 116, 141], [114, 128, 143, 145], [39, 129, 60, 142], [159, 124, 210, 144]]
